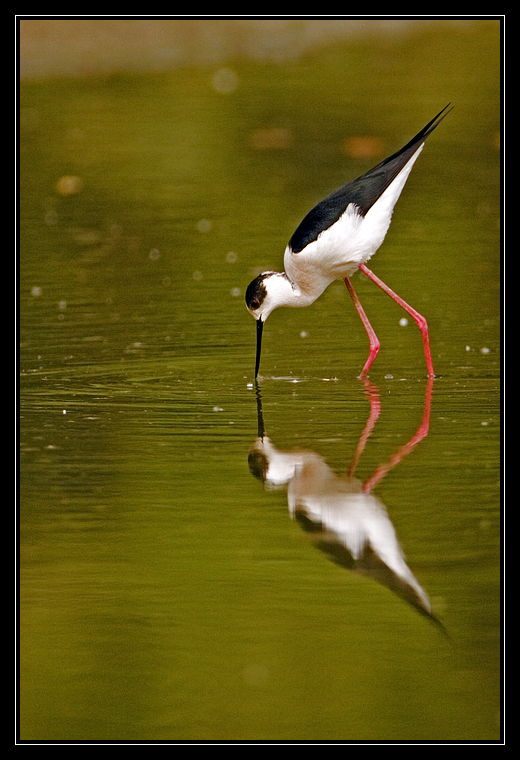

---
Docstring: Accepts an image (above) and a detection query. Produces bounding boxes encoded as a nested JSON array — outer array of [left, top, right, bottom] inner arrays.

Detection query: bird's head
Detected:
[[245, 272, 280, 321], [245, 272, 291, 378]]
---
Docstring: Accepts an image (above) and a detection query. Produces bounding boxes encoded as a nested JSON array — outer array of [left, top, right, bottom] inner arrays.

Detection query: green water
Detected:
[[19, 22, 501, 742]]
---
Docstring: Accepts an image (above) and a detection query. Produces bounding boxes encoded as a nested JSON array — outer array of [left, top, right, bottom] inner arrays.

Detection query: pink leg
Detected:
[[359, 264, 435, 378], [344, 276, 380, 378]]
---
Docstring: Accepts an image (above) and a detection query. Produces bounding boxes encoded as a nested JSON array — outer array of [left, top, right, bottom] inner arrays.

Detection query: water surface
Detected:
[[19, 22, 501, 742]]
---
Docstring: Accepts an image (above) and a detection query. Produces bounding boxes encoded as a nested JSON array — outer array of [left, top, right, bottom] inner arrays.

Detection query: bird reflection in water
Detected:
[[248, 378, 445, 632]]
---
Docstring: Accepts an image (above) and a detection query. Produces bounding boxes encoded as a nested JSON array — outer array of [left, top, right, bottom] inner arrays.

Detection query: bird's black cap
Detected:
[[245, 273, 270, 312]]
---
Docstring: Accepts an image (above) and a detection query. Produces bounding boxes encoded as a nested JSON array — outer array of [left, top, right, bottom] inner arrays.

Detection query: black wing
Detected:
[[288, 104, 452, 254]]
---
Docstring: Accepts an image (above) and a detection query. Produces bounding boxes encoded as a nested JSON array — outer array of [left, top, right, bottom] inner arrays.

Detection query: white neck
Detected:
[[261, 272, 324, 320]]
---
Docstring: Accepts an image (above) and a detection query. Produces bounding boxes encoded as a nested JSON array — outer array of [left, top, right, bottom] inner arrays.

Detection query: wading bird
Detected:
[[245, 104, 452, 379]]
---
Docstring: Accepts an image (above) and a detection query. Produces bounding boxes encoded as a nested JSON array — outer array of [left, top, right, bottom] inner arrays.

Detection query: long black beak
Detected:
[[255, 319, 264, 379]]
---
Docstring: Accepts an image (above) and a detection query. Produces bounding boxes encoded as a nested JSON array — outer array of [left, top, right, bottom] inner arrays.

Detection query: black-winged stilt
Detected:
[[245, 104, 452, 379]]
